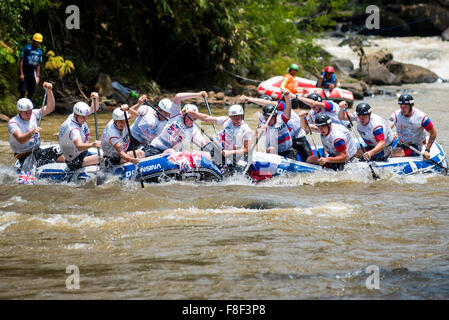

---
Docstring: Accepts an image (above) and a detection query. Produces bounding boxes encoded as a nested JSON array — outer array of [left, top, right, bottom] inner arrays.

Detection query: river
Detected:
[[0, 36, 448, 300]]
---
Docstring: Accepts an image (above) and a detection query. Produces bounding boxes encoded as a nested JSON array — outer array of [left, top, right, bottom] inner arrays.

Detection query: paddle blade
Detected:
[[21, 154, 36, 172], [18, 170, 35, 185]]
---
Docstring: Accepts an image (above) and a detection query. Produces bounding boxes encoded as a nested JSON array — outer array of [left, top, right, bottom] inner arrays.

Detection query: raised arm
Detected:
[[240, 95, 277, 107], [41, 82, 55, 116], [90, 92, 100, 114]]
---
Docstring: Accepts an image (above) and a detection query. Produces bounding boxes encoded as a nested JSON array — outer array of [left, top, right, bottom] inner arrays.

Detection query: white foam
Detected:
[[316, 36, 449, 79], [0, 221, 17, 232]]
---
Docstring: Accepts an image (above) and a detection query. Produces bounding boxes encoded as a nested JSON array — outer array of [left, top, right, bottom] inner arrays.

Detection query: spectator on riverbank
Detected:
[[18, 33, 43, 102]]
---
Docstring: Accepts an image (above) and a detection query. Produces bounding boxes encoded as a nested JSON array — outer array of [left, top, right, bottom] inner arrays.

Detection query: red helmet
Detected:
[[324, 66, 334, 73]]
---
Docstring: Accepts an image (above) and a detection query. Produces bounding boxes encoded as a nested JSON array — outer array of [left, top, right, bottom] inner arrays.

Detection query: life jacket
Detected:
[[282, 73, 298, 94], [316, 73, 336, 87]]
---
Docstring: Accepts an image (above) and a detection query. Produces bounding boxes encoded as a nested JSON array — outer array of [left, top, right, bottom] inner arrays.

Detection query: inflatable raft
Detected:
[[247, 141, 448, 180], [257, 76, 354, 107], [14, 147, 223, 184]]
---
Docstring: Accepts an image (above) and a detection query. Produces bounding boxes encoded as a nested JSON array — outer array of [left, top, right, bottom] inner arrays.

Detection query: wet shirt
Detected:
[[308, 100, 348, 127], [101, 120, 130, 158], [389, 107, 433, 146], [320, 123, 357, 159], [265, 114, 296, 153], [130, 105, 167, 144], [58, 113, 90, 161], [8, 110, 41, 154], [355, 113, 394, 147], [214, 116, 252, 151], [259, 104, 306, 139], [20, 44, 42, 72], [150, 114, 205, 152]]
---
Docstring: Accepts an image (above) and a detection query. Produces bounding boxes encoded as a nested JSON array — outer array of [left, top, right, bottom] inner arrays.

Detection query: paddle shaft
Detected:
[[304, 116, 320, 157], [242, 95, 284, 175], [345, 109, 380, 180], [93, 98, 102, 164], [399, 140, 448, 174], [123, 111, 145, 188], [28, 87, 48, 173], [203, 96, 217, 135]]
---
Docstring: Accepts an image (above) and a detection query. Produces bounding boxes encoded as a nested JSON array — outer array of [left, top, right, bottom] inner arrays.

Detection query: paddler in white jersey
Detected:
[[240, 93, 315, 163], [388, 94, 437, 160], [339, 102, 394, 161], [308, 113, 357, 171], [101, 105, 145, 166], [128, 95, 171, 152], [257, 89, 299, 160], [58, 93, 101, 171], [296, 93, 349, 128], [8, 82, 64, 166], [183, 103, 252, 170], [146, 91, 211, 157]]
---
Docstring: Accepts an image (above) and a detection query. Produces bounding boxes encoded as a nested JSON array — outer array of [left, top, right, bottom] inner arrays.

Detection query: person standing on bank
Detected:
[[19, 33, 43, 101]]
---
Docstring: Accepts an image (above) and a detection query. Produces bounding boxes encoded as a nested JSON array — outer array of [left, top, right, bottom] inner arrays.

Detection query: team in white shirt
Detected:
[[8, 82, 437, 173]]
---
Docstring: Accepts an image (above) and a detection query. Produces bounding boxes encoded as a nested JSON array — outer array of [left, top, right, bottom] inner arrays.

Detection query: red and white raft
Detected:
[[257, 76, 354, 107]]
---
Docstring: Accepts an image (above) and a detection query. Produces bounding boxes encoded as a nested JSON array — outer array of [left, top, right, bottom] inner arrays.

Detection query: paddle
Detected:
[[92, 97, 107, 185], [398, 139, 448, 175], [203, 95, 217, 136], [19, 87, 48, 184], [303, 116, 321, 157], [344, 109, 380, 180], [241, 95, 284, 176], [146, 100, 222, 151], [123, 110, 145, 188]]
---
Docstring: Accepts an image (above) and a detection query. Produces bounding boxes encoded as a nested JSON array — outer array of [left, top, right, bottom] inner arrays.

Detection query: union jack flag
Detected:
[[18, 171, 35, 185], [167, 123, 183, 142], [168, 152, 202, 171]]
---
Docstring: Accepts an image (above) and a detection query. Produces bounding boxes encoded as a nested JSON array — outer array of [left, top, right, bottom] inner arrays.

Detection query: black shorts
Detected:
[[143, 145, 164, 157], [292, 136, 313, 162], [128, 135, 143, 152], [278, 148, 297, 160], [65, 150, 89, 171], [16, 146, 63, 167], [104, 156, 121, 167]]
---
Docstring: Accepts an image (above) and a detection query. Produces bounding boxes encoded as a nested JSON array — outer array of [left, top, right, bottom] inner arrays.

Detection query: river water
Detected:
[[0, 37, 448, 300]]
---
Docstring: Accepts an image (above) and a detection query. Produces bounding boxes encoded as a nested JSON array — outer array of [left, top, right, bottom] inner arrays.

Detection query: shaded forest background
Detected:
[[1, 0, 443, 115]]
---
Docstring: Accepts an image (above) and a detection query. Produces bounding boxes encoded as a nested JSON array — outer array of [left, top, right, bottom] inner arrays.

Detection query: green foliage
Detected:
[[44, 51, 75, 79], [0, 0, 352, 99]]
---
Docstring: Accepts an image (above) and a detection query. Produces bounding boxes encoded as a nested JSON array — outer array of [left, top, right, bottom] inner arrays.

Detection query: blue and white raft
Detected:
[[14, 147, 223, 184], [247, 140, 448, 180]]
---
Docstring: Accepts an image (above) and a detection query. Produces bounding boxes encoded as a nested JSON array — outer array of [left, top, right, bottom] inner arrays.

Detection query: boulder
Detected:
[[94, 73, 114, 97], [339, 80, 370, 100], [349, 49, 401, 85], [443, 27, 449, 41], [330, 58, 354, 74], [385, 61, 440, 83]]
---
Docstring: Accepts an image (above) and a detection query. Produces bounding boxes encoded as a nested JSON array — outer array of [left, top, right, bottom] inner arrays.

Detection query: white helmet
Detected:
[[228, 104, 244, 116], [112, 108, 128, 121], [17, 98, 33, 111], [182, 104, 198, 113], [73, 102, 90, 116], [158, 98, 172, 113]]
